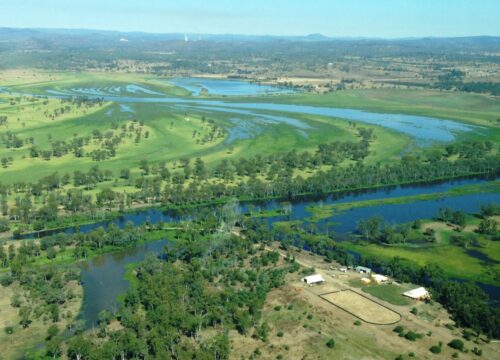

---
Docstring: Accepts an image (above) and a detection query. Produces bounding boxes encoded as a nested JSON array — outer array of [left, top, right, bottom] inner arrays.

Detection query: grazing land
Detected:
[[0, 28, 498, 360]]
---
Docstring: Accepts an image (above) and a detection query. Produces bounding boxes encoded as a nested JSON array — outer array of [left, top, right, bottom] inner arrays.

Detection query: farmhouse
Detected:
[[403, 287, 430, 300], [302, 274, 325, 285], [355, 266, 372, 274]]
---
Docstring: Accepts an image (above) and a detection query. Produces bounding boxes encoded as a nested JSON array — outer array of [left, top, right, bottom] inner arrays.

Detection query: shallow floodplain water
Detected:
[[168, 77, 295, 96], [1, 78, 481, 144]]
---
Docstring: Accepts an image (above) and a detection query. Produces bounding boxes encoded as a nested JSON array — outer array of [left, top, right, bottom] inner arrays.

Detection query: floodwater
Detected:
[[0, 78, 482, 144], [18, 177, 497, 240], [78, 239, 168, 327], [168, 77, 295, 96], [66, 177, 498, 324]]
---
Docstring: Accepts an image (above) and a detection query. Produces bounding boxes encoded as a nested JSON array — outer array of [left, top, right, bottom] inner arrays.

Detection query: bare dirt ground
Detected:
[[320, 289, 401, 325]]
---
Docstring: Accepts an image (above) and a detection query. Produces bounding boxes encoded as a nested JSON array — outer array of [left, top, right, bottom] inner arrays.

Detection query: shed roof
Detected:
[[372, 274, 388, 282], [403, 287, 430, 299], [302, 274, 325, 284]]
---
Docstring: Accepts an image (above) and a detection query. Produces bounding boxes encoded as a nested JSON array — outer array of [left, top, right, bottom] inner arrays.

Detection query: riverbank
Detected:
[[7, 174, 497, 240]]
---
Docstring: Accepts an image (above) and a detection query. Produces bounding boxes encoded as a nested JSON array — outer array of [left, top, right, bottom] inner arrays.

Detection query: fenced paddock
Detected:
[[320, 289, 401, 325]]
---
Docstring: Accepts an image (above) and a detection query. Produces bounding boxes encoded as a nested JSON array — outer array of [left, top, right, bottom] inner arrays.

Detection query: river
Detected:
[[72, 177, 499, 326]]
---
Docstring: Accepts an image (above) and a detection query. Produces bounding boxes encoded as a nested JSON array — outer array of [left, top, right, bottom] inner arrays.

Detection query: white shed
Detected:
[[372, 274, 389, 284], [302, 274, 325, 285], [403, 287, 430, 300]]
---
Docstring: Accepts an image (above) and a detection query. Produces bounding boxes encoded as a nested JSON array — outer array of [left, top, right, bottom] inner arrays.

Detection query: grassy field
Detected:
[[0, 83, 410, 186], [343, 235, 499, 286], [349, 281, 413, 306], [242, 88, 500, 129], [2, 71, 498, 186], [0, 70, 498, 242]]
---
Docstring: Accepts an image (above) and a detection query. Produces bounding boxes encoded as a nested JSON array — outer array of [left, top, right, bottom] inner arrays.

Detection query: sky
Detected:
[[0, 0, 498, 38]]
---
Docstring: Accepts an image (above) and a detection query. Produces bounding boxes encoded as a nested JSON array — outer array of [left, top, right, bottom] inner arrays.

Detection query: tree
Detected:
[[67, 335, 93, 360], [448, 339, 464, 351], [46, 324, 59, 340], [194, 157, 207, 179], [0, 218, 9, 233], [357, 216, 383, 241], [19, 306, 32, 328], [254, 322, 270, 342], [477, 218, 497, 234], [120, 168, 131, 179], [46, 338, 62, 358], [452, 211, 466, 231], [326, 338, 335, 348], [1, 195, 8, 216]]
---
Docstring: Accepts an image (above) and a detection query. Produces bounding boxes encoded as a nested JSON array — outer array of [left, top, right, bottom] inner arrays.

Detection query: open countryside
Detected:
[[0, 1, 499, 359]]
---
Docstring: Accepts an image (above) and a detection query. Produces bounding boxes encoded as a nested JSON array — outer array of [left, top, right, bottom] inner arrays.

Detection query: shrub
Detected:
[[0, 275, 13, 287], [393, 325, 404, 334], [46, 324, 59, 340], [4, 326, 14, 335], [405, 331, 419, 341], [471, 347, 482, 356], [445, 323, 455, 330], [354, 320, 362, 326], [410, 307, 418, 315], [448, 339, 465, 351], [326, 338, 335, 348], [408, 352, 415, 357], [307, 314, 313, 320], [430, 345, 442, 354], [274, 305, 281, 311], [277, 331, 284, 337], [462, 329, 475, 341]]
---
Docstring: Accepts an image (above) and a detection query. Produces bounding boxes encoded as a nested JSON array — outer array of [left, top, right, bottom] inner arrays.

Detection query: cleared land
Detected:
[[320, 289, 401, 325], [232, 244, 500, 360]]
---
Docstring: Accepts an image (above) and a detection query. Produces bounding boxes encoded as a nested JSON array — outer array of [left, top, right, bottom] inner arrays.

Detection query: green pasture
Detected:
[[343, 240, 499, 286]]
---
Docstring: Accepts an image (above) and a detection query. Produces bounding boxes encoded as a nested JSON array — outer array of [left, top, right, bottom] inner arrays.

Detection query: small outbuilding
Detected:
[[372, 274, 389, 284], [403, 287, 430, 300], [355, 266, 372, 274], [360, 277, 372, 284], [302, 274, 325, 285]]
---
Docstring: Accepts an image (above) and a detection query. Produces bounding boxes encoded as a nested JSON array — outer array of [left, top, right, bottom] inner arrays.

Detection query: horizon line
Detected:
[[1, 26, 499, 41]]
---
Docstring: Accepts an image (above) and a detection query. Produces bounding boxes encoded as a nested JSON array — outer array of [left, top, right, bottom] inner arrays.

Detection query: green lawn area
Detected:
[[349, 280, 413, 306], [343, 241, 500, 286]]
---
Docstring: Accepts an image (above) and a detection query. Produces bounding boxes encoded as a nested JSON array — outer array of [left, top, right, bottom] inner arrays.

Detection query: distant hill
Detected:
[[0, 27, 498, 72]]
